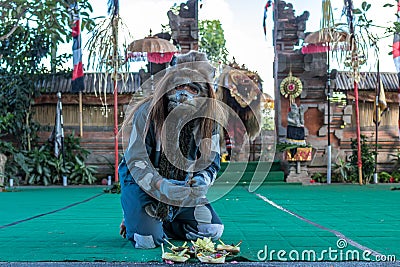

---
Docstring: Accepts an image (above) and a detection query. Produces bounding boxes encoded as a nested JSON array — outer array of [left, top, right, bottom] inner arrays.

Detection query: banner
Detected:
[[70, 2, 85, 92]]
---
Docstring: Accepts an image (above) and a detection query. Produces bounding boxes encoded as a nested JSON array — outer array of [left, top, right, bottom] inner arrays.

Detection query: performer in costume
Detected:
[[118, 51, 224, 249], [216, 61, 263, 161]]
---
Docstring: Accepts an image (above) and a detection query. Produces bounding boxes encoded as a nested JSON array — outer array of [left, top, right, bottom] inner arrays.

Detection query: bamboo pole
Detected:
[[352, 41, 363, 185], [114, 77, 119, 183], [327, 43, 332, 184], [346, 0, 363, 185], [354, 79, 363, 185], [79, 91, 83, 137], [374, 62, 380, 184], [112, 14, 119, 183]]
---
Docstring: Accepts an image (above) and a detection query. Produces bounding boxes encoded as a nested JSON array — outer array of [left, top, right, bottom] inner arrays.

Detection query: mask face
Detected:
[[167, 82, 208, 112], [175, 84, 200, 103]]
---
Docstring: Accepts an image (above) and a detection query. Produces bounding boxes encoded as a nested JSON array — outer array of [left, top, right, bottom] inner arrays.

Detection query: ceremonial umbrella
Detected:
[[128, 35, 177, 89], [301, 28, 349, 54], [128, 35, 177, 55]]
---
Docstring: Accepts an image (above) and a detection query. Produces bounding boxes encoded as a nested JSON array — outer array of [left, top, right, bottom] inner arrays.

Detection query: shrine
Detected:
[[274, 0, 400, 183]]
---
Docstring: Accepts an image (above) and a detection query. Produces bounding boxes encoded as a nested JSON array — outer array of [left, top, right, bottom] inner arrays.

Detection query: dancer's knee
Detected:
[[130, 231, 164, 249], [185, 223, 224, 241]]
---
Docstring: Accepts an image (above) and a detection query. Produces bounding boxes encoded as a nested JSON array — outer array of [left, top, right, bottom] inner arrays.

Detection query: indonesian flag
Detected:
[[70, 3, 84, 92]]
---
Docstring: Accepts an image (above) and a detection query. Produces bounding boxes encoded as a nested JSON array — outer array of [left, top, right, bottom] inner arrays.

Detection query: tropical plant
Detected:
[[388, 150, 400, 173], [378, 171, 392, 183], [0, 113, 13, 134], [2, 132, 97, 185], [391, 171, 400, 183], [68, 156, 97, 185], [97, 152, 124, 178], [104, 183, 121, 194], [332, 157, 352, 182], [311, 172, 326, 183], [44, 132, 97, 185], [349, 135, 377, 184], [62, 131, 91, 162], [25, 146, 55, 185]]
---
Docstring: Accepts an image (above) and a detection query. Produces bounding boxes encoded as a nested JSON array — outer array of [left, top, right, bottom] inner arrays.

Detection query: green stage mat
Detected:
[[0, 184, 399, 264]]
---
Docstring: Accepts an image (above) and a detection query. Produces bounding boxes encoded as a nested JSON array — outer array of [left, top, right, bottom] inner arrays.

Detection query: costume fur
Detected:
[[216, 63, 263, 160]]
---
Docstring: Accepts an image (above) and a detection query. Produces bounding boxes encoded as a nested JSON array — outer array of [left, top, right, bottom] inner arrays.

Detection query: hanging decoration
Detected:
[[69, 2, 84, 93], [86, 0, 132, 183], [263, 0, 273, 37], [280, 72, 303, 104]]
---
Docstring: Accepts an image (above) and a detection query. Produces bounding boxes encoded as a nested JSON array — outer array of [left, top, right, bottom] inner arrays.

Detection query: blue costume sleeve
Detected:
[[124, 102, 163, 200]]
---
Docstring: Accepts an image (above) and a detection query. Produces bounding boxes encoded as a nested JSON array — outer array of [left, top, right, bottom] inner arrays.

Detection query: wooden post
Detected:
[[354, 80, 363, 185], [79, 91, 83, 137], [112, 14, 119, 183], [345, 0, 363, 185]]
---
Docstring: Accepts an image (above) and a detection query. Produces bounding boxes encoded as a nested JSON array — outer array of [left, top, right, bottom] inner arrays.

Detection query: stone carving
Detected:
[[167, 0, 198, 42], [287, 103, 304, 128]]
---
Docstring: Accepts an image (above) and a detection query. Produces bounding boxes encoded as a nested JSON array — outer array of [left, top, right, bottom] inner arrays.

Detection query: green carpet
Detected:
[[0, 183, 399, 263]]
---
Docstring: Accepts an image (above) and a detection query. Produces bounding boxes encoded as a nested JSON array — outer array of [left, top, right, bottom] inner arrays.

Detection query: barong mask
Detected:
[[166, 76, 209, 113]]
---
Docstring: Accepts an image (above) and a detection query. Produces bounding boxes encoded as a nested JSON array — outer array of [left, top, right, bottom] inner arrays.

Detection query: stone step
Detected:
[[217, 171, 285, 183], [219, 161, 282, 172]]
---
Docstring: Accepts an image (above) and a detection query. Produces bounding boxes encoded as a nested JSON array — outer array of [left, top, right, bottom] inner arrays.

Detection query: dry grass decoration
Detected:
[[85, 0, 132, 115]]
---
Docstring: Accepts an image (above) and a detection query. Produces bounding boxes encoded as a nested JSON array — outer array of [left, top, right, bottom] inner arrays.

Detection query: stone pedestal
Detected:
[[284, 147, 312, 184], [286, 161, 310, 184]]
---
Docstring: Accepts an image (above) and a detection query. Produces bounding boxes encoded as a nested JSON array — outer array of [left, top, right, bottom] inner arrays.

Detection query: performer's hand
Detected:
[[160, 178, 190, 201], [119, 219, 126, 239], [187, 175, 209, 197], [187, 175, 208, 187]]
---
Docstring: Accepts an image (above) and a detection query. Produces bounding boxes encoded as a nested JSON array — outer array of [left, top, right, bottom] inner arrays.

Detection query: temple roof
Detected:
[[334, 71, 399, 92], [35, 72, 142, 94]]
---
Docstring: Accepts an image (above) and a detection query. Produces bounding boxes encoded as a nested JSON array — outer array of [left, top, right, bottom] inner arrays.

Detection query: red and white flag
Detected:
[[70, 2, 84, 92]]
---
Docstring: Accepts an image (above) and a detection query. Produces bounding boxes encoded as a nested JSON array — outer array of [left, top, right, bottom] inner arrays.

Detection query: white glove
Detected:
[[187, 175, 209, 197], [160, 178, 190, 201]]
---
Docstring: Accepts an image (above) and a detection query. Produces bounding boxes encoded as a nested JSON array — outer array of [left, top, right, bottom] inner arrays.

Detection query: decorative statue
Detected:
[[286, 103, 306, 157], [287, 103, 304, 128]]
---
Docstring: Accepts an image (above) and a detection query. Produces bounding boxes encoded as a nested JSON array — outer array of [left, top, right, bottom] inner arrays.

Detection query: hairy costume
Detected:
[[216, 62, 263, 160], [119, 51, 223, 249]]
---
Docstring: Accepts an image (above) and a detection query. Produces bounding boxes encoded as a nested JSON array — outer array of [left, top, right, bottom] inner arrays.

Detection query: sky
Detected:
[[66, 0, 398, 97]]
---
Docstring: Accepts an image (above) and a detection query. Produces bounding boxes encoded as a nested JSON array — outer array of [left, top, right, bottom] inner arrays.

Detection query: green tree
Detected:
[[0, 0, 95, 150], [199, 20, 229, 64], [0, 1, 96, 184]]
